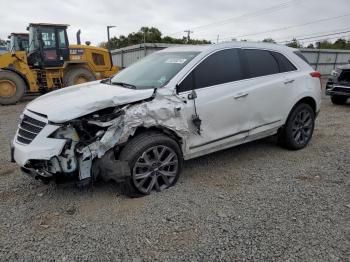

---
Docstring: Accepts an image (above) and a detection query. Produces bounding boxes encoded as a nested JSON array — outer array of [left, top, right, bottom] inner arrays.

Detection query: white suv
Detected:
[[11, 42, 321, 196]]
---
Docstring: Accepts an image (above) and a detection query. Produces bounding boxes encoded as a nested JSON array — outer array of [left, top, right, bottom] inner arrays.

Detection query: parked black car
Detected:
[[326, 64, 350, 105]]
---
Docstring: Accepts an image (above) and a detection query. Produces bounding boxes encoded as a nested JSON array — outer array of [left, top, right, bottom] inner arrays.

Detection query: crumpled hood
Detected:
[[26, 81, 155, 123]]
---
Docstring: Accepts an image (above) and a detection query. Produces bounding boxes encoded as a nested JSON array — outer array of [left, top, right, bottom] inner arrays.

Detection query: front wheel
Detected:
[[119, 132, 183, 197], [0, 70, 26, 105], [331, 95, 348, 105], [279, 103, 315, 150]]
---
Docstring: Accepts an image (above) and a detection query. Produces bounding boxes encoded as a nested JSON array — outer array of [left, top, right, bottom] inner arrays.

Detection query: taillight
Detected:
[[310, 71, 322, 89], [310, 71, 321, 78]]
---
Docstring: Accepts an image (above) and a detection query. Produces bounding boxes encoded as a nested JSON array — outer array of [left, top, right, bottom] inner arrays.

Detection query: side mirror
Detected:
[[188, 90, 197, 100]]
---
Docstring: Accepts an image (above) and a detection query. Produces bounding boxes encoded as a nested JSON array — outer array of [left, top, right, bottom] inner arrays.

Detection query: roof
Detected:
[[161, 41, 297, 53], [29, 23, 69, 27], [8, 33, 28, 36]]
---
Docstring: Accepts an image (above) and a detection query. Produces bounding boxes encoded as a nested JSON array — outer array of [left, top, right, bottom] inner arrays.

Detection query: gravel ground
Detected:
[[0, 93, 349, 261]]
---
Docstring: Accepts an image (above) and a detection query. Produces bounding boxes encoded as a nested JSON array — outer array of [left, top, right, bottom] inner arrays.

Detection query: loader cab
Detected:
[[8, 33, 29, 52], [27, 23, 70, 68]]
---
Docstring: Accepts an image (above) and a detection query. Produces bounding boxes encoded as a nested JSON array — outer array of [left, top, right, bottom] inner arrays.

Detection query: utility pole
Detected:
[[184, 30, 193, 43], [217, 34, 219, 44], [107, 25, 116, 50]]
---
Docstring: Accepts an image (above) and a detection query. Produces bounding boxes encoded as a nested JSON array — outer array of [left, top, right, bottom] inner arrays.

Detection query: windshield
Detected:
[[111, 51, 199, 89]]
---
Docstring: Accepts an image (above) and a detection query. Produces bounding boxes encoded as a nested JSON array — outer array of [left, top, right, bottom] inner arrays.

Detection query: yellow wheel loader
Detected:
[[7, 33, 29, 52], [0, 23, 118, 105]]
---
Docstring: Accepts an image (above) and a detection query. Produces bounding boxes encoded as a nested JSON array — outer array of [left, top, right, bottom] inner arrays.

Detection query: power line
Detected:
[[278, 30, 350, 43], [215, 12, 350, 42], [272, 27, 350, 42], [298, 34, 350, 44], [167, 0, 301, 36]]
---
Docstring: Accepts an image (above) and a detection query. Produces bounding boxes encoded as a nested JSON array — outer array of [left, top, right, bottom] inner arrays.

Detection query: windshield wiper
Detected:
[[111, 81, 137, 89]]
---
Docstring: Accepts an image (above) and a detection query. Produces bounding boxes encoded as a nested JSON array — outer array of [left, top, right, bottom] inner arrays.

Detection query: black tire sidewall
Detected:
[[0, 70, 26, 105], [331, 95, 348, 105], [119, 133, 183, 195], [284, 103, 315, 150]]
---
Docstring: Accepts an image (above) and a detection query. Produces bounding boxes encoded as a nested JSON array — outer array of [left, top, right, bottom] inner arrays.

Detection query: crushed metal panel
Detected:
[[79, 92, 191, 179]]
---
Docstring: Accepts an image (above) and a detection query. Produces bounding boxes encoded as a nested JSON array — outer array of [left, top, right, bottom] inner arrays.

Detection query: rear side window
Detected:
[[243, 49, 279, 78], [177, 48, 243, 92], [270, 51, 297, 72]]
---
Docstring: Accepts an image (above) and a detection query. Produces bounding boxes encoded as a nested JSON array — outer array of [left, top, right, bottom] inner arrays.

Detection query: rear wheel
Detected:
[[119, 132, 183, 197], [63, 67, 96, 86], [331, 95, 348, 105], [0, 70, 26, 105], [279, 103, 315, 150]]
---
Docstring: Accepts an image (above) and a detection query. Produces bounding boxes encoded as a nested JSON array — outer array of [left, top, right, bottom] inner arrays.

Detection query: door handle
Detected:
[[284, 79, 295, 84], [233, 92, 249, 99]]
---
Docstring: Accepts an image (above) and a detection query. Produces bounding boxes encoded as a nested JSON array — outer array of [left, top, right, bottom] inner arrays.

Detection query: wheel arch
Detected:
[[119, 125, 185, 155], [1, 68, 29, 90], [281, 96, 317, 130]]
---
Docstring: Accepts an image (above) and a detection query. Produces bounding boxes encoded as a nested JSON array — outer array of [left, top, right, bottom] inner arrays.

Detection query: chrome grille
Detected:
[[17, 114, 46, 145]]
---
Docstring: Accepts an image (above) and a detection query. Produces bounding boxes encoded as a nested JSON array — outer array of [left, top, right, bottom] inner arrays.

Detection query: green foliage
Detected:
[[286, 38, 303, 48], [100, 27, 211, 49], [315, 38, 350, 49], [262, 38, 276, 43]]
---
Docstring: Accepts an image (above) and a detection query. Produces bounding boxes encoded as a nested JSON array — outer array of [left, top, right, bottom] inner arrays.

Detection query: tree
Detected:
[[306, 43, 314, 49], [262, 38, 276, 43], [286, 38, 303, 48], [99, 27, 211, 49]]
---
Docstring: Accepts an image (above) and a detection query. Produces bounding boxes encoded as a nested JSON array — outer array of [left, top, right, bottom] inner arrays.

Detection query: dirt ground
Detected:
[[0, 90, 349, 261]]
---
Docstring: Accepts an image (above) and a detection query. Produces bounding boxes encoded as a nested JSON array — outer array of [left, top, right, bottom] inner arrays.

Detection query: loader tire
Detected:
[[63, 67, 96, 86], [0, 70, 26, 105]]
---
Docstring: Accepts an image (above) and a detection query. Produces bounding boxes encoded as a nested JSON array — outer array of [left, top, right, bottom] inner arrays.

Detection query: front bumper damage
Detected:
[[325, 81, 350, 97], [12, 93, 191, 186]]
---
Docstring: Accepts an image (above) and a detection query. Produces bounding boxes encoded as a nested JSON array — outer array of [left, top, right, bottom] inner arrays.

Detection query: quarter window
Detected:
[[243, 49, 279, 78], [270, 51, 297, 72]]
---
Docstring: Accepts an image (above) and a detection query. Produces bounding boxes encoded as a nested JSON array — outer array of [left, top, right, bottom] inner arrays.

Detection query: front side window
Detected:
[[243, 49, 279, 78], [177, 49, 243, 93], [111, 51, 199, 89]]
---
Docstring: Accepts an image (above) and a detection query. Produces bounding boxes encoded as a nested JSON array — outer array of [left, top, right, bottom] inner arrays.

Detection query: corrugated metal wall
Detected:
[[300, 48, 350, 75], [111, 44, 350, 75], [111, 43, 178, 68]]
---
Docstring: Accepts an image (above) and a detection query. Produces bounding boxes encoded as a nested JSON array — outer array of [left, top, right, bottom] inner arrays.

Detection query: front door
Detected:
[[176, 48, 251, 158]]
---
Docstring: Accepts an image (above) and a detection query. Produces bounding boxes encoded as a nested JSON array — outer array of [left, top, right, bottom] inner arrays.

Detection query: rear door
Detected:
[[240, 49, 297, 137], [177, 48, 251, 156]]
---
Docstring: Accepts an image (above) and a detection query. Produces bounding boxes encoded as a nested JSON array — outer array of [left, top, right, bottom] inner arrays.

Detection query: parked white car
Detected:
[[11, 42, 322, 196]]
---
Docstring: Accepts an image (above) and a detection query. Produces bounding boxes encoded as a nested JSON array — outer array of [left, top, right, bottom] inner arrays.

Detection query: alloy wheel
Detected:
[[292, 109, 313, 145], [132, 145, 179, 194]]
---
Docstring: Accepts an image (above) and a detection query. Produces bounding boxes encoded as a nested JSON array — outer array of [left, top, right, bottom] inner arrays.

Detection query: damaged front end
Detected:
[[15, 92, 191, 187]]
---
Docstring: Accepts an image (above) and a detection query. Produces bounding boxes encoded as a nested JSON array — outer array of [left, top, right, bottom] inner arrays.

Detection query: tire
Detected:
[[0, 70, 26, 105], [119, 132, 183, 197], [279, 103, 315, 150], [331, 95, 348, 105], [63, 67, 96, 86]]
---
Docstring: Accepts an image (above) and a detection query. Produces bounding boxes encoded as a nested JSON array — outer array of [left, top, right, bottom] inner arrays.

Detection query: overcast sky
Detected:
[[1, 0, 350, 46]]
